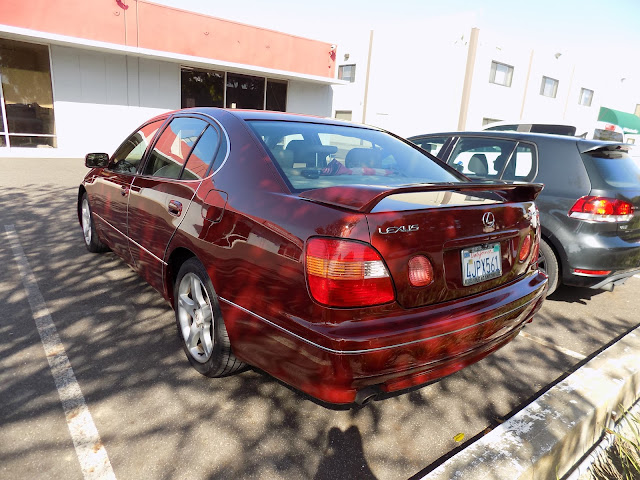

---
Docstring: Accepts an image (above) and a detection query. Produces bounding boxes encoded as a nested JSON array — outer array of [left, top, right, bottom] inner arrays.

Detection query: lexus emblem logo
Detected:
[[482, 212, 496, 229]]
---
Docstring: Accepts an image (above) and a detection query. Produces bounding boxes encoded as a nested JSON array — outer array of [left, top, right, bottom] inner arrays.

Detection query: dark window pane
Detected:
[[0, 38, 56, 135], [144, 117, 207, 179], [182, 126, 220, 179], [8, 135, 56, 148], [110, 121, 163, 174], [0, 135, 5, 147], [266, 80, 287, 112], [226, 73, 264, 110], [181, 69, 224, 108]]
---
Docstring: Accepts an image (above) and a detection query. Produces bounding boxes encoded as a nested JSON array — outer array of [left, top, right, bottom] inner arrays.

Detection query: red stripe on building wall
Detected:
[[0, 0, 336, 78]]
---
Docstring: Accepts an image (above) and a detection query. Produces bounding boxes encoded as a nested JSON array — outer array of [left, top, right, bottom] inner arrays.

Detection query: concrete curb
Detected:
[[421, 325, 640, 480]]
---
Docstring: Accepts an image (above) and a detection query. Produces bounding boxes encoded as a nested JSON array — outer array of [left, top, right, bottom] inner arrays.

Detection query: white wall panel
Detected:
[[41, 46, 179, 157], [286, 81, 333, 117]]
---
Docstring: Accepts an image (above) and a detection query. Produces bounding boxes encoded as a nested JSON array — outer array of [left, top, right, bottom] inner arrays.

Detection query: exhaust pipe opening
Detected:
[[354, 386, 381, 406]]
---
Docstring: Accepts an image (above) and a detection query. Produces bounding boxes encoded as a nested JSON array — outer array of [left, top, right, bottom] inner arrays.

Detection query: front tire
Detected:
[[538, 238, 559, 295], [174, 258, 245, 377], [81, 193, 108, 253]]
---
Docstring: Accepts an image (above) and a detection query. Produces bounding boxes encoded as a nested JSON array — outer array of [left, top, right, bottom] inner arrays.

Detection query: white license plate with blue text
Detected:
[[461, 243, 502, 286]]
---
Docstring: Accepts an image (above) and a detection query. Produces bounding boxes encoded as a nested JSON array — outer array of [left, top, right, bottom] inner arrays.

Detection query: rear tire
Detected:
[[174, 258, 245, 377], [80, 193, 108, 253], [538, 238, 559, 295]]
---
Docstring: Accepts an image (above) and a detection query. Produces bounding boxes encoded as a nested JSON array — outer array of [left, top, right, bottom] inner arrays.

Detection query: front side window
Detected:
[[579, 88, 594, 107], [0, 38, 56, 148], [448, 137, 518, 178], [143, 117, 208, 179], [248, 121, 461, 191], [540, 76, 559, 98], [109, 121, 163, 174], [489, 61, 513, 87], [338, 65, 356, 83]]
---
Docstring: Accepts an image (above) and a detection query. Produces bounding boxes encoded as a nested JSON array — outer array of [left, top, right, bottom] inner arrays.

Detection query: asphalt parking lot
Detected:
[[2, 158, 640, 480]]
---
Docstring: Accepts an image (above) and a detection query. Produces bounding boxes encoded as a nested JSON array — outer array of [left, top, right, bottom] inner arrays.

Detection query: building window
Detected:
[[266, 80, 287, 112], [335, 110, 352, 121], [338, 64, 356, 83], [578, 88, 593, 106], [181, 68, 224, 108], [181, 68, 287, 111], [489, 61, 513, 87], [0, 38, 56, 148], [226, 73, 264, 109], [540, 76, 559, 98]]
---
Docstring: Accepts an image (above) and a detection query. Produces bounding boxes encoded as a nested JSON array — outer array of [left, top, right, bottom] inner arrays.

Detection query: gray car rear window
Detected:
[[247, 121, 461, 191], [585, 153, 640, 189]]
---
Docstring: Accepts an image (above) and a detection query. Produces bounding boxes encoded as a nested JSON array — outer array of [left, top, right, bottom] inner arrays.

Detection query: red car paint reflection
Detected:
[[78, 108, 547, 405]]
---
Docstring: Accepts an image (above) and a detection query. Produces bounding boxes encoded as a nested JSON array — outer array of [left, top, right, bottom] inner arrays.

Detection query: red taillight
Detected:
[[306, 238, 394, 307], [519, 235, 532, 262], [408, 255, 434, 287], [531, 238, 540, 267], [573, 268, 612, 276], [568, 196, 634, 222]]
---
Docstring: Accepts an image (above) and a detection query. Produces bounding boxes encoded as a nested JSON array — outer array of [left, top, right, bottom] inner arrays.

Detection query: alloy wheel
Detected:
[[81, 198, 92, 245], [177, 273, 214, 363]]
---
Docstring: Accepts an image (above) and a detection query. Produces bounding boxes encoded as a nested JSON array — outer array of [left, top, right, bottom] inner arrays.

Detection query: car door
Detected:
[[90, 120, 164, 264], [127, 116, 221, 293]]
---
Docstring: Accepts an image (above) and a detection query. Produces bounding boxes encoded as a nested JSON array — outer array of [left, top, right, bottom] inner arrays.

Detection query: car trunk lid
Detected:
[[301, 183, 543, 308]]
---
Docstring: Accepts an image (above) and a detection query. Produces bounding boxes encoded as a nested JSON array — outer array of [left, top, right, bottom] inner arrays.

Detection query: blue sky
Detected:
[[151, 0, 640, 56]]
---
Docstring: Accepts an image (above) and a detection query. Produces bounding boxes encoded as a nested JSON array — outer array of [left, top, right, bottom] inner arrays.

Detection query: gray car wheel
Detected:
[[174, 257, 245, 377], [538, 238, 559, 295], [80, 193, 108, 253]]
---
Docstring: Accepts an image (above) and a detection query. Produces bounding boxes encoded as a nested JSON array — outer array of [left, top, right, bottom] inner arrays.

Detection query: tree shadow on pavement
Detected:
[[1, 180, 639, 480]]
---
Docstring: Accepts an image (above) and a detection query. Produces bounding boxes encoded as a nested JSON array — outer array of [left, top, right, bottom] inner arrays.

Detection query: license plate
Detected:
[[461, 243, 502, 286]]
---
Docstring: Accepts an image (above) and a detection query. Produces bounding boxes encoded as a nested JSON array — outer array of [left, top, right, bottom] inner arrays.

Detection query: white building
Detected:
[[332, 26, 640, 140]]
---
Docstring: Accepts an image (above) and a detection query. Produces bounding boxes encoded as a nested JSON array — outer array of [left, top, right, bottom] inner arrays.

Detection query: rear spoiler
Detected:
[[299, 182, 544, 213], [578, 141, 630, 155]]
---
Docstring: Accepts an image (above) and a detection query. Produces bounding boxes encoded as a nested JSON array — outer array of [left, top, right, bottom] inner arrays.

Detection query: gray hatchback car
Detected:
[[409, 131, 640, 294]]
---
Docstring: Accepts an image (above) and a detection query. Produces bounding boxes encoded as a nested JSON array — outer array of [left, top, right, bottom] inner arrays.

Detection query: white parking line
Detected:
[[519, 331, 586, 360], [5, 225, 116, 480]]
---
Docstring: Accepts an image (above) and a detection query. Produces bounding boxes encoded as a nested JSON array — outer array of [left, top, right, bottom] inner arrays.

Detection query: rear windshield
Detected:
[[247, 120, 462, 191], [585, 152, 640, 189]]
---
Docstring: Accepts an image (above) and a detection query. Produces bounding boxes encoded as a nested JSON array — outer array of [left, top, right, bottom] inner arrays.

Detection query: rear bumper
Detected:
[[561, 232, 640, 289], [222, 271, 548, 404]]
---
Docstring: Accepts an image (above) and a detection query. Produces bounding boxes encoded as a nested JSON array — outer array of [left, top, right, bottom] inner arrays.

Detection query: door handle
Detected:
[[121, 185, 129, 196], [168, 200, 183, 217]]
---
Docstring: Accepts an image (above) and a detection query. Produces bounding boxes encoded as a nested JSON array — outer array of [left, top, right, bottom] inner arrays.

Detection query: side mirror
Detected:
[[85, 153, 109, 168]]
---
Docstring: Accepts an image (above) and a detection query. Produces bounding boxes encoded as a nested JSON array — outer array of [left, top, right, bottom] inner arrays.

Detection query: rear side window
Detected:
[[502, 144, 536, 181], [182, 126, 222, 180], [143, 117, 208, 179], [448, 137, 517, 178], [247, 121, 461, 191], [585, 153, 640, 188]]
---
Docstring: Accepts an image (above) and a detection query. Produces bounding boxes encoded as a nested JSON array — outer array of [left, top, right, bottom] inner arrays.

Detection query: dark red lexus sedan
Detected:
[[78, 108, 547, 405]]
